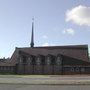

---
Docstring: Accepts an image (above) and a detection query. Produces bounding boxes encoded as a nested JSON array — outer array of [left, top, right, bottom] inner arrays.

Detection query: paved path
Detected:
[[0, 84, 90, 90], [0, 75, 90, 85]]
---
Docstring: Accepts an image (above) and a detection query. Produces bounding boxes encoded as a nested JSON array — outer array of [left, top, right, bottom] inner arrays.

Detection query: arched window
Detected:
[[19, 56, 27, 64], [56, 55, 62, 65], [36, 56, 41, 65], [46, 55, 51, 65], [22, 56, 27, 64], [19, 57, 22, 63], [28, 56, 32, 65]]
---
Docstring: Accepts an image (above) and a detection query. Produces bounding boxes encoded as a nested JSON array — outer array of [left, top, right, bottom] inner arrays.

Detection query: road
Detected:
[[0, 84, 90, 90]]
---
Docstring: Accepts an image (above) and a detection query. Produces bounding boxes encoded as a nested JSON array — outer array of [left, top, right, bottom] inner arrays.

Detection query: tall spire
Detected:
[[30, 18, 34, 47]]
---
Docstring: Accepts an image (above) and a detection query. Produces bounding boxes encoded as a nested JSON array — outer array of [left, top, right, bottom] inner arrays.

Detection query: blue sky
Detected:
[[0, 0, 90, 58]]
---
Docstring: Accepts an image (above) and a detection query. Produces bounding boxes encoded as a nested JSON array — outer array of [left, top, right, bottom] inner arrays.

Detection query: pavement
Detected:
[[0, 84, 90, 90], [0, 75, 90, 85]]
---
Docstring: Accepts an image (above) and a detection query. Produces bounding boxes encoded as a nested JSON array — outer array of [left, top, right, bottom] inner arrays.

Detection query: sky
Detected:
[[0, 0, 90, 58]]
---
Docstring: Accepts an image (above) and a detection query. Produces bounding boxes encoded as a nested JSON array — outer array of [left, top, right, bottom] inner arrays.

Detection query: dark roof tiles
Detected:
[[17, 45, 89, 61]]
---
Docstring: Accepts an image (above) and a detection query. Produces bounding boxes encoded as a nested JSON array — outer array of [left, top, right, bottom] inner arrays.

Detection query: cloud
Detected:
[[42, 35, 48, 39], [42, 43, 49, 46], [62, 28, 75, 35], [66, 5, 90, 26]]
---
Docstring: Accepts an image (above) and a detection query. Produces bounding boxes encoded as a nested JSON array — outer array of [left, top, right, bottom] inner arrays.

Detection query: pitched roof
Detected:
[[10, 45, 89, 64], [0, 58, 14, 66]]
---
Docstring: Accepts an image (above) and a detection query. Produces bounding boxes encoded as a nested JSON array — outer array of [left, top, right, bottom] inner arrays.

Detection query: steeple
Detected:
[[30, 18, 34, 47]]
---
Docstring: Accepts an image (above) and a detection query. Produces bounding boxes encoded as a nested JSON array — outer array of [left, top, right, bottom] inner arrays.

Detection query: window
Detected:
[[19, 57, 22, 63], [28, 57, 32, 64], [71, 67, 74, 72], [7, 66, 9, 70], [1, 67, 3, 70], [22, 56, 27, 64], [75, 67, 79, 72], [46, 56, 51, 65], [3, 67, 5, 70], [36, 57, 41, 65], [81, 68, 85, 72], [56, 56, 62, 65]]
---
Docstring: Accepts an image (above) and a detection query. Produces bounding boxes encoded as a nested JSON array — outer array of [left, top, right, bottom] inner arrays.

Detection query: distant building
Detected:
[[0, 21, 90, 75]]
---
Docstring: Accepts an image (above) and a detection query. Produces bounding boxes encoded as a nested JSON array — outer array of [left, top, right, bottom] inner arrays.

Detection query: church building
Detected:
[[0, 20, 90, 75]]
